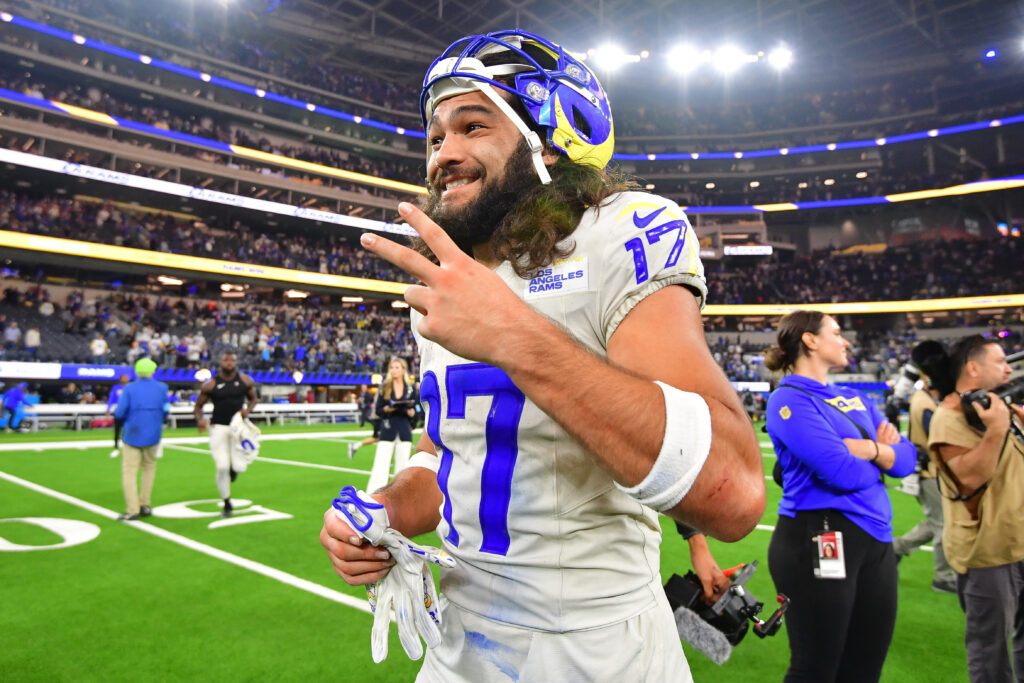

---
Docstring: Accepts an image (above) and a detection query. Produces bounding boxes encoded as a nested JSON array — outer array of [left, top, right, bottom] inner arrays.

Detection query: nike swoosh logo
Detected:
[[633, 206, 666, 228]]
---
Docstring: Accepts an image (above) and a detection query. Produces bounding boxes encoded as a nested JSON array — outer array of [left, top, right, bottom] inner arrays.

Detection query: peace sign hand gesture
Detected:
[[361, 202, 542, 367]]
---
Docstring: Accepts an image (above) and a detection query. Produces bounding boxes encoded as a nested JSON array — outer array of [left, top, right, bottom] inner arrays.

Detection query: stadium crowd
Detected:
[[0, 191, 415, 283], [706, 236, 1023, 304], [0, 73, 418, 200], [3, 273, 1020, 397], [5, 190, 1021, 304], [0, 283, 419, 377], [5, 0, 1021, 153]]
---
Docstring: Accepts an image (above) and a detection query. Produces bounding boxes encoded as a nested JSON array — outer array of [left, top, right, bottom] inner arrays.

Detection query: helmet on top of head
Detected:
[[420, 30, 615, 185]]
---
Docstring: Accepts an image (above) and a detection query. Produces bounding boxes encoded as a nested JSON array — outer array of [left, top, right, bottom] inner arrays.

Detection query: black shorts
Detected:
[[370, 418, 380, 438]]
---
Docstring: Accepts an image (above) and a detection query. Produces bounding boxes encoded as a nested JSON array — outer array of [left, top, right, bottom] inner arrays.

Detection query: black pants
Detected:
[[768, 509, 898, 683], [113, 418, 125, 448]]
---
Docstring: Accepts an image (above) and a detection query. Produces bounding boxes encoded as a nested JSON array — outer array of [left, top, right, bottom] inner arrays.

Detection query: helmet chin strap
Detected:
[[471, 81, 552, 185]]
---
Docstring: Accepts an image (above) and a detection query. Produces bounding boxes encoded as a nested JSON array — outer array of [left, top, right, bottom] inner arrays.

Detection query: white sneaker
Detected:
[[347, 442, 356, 460], [109, 448, 120, 458]]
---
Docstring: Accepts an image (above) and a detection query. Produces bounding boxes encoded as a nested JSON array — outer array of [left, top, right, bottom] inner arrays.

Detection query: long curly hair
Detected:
[[413, 157, 637, 279]]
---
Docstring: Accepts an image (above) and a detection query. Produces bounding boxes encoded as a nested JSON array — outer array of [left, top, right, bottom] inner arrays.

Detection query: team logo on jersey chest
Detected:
[[824, 396, 867, 413], [523, 255, 589, 300]]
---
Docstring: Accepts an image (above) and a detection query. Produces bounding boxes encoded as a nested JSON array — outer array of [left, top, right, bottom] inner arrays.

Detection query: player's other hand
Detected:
[[197, 418, 209, 434], [321, 506, 396, 586]]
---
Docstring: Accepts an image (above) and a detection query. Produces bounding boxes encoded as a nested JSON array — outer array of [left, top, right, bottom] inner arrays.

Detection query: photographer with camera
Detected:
[[764, 310, 917, 682], [928, 335, 1024, 683], [891, 341, 958, 593]]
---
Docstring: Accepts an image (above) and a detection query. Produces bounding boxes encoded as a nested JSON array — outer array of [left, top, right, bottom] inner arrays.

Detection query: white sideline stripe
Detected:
[[0, 469, 372, 614], [163, 445, 373, 476], [0, 430, 375, 452], [258, 456, 371, 476]]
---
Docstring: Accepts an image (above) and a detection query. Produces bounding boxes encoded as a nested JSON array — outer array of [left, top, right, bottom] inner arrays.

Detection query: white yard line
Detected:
[[0, 428, 425, 453], [0, 430, 375, 452], [162, 444, 372, 476], [0, 469, 372, 614]]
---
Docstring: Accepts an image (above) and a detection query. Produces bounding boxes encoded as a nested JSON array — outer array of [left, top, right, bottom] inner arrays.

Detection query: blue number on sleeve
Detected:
[[419, 371, 459, 547], [645, 218, 689, 269], [624, 237, 649, 284], [445, 364, 526, 556]]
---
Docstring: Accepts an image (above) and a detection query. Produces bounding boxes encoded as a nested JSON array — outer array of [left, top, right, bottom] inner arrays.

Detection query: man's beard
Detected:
[[424, 138, 538, 254]]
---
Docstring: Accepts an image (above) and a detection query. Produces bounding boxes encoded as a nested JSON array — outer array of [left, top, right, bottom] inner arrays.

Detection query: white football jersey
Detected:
[[413, 191, 706, 632]]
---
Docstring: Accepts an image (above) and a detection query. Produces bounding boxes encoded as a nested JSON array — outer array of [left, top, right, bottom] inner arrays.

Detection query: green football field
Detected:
[[0, 422, 966, 682]]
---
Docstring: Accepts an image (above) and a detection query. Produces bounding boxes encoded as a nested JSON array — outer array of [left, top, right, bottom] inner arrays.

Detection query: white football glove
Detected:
[[332, 486, 455, 663]]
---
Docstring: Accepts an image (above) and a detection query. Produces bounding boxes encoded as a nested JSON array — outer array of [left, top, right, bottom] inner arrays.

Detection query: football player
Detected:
[[193, 350, 259, 517], [321, 30, 764, 681]]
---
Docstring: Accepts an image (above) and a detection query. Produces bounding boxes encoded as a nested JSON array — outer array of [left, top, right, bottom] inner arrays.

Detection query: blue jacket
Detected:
[[113, 378, 170, 448], [766, 375, 917, 541], [3, 385, 28, 410], [106, 384, 124, 412]]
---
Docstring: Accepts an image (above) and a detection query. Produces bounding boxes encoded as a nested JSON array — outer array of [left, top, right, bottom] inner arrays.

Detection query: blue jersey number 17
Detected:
[[420, 364, 526, 556]]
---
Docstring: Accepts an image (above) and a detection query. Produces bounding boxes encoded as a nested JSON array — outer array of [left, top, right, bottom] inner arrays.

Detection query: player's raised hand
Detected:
[[360, 202, 541, 366]]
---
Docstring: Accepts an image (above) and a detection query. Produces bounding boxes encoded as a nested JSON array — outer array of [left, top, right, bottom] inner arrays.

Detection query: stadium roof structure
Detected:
[[276, 0, 1021, 82]]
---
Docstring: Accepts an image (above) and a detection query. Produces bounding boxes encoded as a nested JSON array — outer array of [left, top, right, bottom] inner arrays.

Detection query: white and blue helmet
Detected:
[[420, 30, 615, 185]]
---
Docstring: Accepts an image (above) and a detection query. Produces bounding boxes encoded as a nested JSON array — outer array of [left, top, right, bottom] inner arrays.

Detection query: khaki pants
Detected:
[[122, 443, 158, 515]]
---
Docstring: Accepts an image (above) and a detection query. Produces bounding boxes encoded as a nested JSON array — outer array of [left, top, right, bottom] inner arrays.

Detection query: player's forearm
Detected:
[[499, 312, 763, 540], [376, 466, 443, 538], [499, 319, 664, 485]]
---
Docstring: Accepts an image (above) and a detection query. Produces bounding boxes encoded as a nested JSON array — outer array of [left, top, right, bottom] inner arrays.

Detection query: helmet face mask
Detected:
[[421, 30, 615, 182]]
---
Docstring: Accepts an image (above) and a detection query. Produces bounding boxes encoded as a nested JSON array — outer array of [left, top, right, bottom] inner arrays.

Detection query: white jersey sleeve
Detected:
[[593, 192, 707, 344]]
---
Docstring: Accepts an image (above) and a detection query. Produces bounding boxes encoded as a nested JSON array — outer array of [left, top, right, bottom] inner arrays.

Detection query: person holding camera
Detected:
[[892, 341, 958, 593], [764, 310, 917, 682], [928, 335, 1024, 683]]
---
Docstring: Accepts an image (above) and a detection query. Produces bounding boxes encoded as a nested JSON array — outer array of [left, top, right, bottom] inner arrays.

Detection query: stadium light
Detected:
[[156, 275, 183, 286], [767, 46, 793, 70], [749, 180, 761, 188], [284, 289, 309, 299], [705, 182, 716, 190], [713, 45, 755, 74], [589, 44, 639, 71], [666, 44, 701, 74], [823, 178, 836, 186], [984, 49, 997, 59], [856, 171, 868, 179], [391, 301, 410, 309]]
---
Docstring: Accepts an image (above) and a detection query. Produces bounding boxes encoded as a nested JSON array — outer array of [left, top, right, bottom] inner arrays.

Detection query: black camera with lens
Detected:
[[961, 376, 1024, 432]]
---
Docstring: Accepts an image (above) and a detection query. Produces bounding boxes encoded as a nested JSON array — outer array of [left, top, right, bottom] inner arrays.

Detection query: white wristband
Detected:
[[407, 450, 441, 474], [614, 381, 712, 511]]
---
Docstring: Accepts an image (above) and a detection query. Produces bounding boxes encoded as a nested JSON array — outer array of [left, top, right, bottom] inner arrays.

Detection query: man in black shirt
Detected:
[[193, 351, 259, 517]]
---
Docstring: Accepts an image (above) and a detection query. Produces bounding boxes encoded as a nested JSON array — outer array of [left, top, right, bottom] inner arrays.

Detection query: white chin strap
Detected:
[[471, 81, 552, 185]]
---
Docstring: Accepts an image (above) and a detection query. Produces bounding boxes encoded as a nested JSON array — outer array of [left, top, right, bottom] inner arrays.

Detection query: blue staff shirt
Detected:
[[114, 378, 170, 448], [3, 385, 28, 410], [766, 375, 917, 541], [106, 383, 124, 413]]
